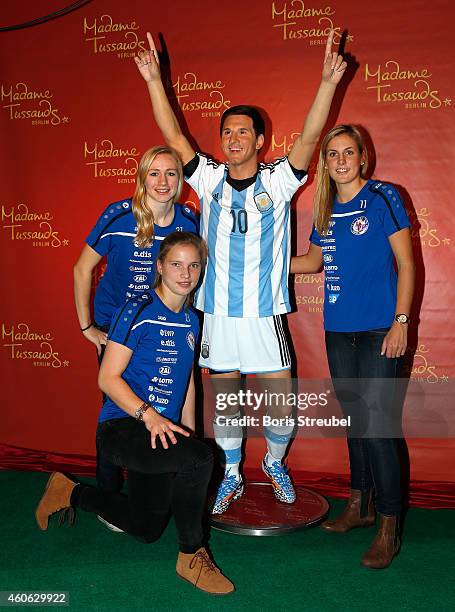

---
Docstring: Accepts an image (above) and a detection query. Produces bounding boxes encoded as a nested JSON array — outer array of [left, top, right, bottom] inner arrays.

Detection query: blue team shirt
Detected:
[[310, 180, 410, 332], [99, 291, 199, 423], [86, 199, 199, 327]]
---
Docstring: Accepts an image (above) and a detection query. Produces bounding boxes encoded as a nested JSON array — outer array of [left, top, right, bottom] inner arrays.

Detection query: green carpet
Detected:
[[0, 471, 454, 611]]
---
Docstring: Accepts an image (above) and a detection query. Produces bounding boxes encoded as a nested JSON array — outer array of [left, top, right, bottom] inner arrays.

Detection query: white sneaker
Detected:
[[97, 514, 124, 532]]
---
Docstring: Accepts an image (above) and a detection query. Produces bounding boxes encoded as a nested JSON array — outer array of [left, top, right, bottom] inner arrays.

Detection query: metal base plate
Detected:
[[210, 482, 329, 536]]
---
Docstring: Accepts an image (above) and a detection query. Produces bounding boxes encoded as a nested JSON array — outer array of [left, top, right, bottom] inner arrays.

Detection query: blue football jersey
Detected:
[[86, 199, 199, 326], [185, 154, 307, 318], [310, 180, 410, 332], [99, 291, 199, 423]]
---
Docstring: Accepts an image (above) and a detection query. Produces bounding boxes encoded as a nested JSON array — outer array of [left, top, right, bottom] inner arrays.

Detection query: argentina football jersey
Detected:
[[185, 153, 307, 318]]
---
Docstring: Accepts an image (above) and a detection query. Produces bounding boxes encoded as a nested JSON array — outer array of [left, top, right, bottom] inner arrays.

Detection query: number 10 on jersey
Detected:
[[230, 209, 248, 234]]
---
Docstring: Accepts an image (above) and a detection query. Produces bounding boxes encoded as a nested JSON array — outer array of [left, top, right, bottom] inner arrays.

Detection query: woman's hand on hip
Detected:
[[143, 409, 190, 449]]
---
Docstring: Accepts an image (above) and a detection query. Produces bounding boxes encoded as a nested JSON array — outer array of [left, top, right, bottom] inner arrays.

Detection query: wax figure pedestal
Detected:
[[210, 481, 329, 536]]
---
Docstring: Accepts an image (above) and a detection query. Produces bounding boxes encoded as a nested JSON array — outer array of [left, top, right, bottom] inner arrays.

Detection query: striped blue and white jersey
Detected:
[[185, 154, 307, 317], [86, 199, 199, 327]]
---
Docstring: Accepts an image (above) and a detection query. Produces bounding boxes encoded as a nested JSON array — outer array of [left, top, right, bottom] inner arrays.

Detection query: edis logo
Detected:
[[1, 203, 68, 248], [1, 323, 69, 368], [411, 344, 448, 384], [83, 14, 146, 59], [408, 207, 451, 248], [270, 1, 350, 45], [84, 139, 140, 183], [295, 274, 324, 312], [1, 82, 69, 126], [172, 72, 231, 118], [364, 60, 452, 110]]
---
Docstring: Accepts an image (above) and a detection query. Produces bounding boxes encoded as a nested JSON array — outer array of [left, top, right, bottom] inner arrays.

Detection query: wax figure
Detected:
[[37, 232, 234, 595], [291, 124, 415, 568], [134, 30, 347, 513], [74, 146, 199, 500]]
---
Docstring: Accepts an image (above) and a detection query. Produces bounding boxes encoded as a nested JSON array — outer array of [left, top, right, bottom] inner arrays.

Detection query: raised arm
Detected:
[[288, 30, 347, 171], [290, 243, 323, 274], [135, 33, 195, 165]]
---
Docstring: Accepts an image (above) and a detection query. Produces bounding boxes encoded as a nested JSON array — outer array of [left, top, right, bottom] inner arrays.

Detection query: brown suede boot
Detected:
[[361, 514, 400, 569], [176, 548, 235, 595], [321, 489, 375, 533], [35, 472, 76, 531]]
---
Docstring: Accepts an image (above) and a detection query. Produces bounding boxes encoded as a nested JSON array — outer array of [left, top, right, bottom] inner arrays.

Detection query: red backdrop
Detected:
[[1, 0, 454, 507]]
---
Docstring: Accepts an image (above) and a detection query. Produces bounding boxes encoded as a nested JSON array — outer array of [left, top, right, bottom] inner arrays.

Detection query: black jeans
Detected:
[[95, 323, 123, 493], [72, 418, 214, 553], [325, 329, 402, 516]]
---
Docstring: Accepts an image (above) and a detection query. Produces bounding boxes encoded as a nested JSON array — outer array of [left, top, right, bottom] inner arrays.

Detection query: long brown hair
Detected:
[[314, 125, 369, 235], [153, 232, 208, 306], [132, 146, 183, 247]]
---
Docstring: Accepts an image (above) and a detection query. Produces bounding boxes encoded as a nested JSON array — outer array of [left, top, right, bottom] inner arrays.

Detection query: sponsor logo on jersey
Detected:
[[323, 254, 333, 263], [328, 294, 339, 304], [159, 366, 171, 375], [201, 342, 209, 359], [351, 216, 369, 236], [254, 192, 273, 213], [187, 331, 195, 351]]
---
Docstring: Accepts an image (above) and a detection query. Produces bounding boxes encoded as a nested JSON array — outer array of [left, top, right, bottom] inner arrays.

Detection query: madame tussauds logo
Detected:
[[411, 344, 448, 384], [84, 139, 140, 183], [1, 82, 68, 126], [408, 207, 451, 249], [295, 275, 324, 312], [364, 60, 451, 110], [172, 72, 231, 118], [83, 14, 146, 59], [271, 1, 347, 45], [1, 203, 68, 248], [1, 323, 68, 368]]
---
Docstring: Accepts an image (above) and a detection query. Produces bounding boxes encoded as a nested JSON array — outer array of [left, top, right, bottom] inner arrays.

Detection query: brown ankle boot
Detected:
[[35, 472, 76, 531], [176, 547, 235, 595], [361, 514, 400, 569], [321, 489, 375, 533]]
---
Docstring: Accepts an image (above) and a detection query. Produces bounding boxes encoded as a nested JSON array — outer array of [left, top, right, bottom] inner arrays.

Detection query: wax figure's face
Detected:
[[220, 115, 264, 167], [145, 153, 180, 204], [325, 134, 365, 186], [157, 244, 202, 298]]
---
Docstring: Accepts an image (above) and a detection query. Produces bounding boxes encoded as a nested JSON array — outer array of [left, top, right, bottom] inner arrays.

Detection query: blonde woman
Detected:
[[292, 125, 415, 569], [74, 146, 199, 494]]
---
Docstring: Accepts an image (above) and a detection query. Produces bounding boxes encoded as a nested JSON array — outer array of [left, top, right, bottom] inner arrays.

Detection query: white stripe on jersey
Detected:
[[132, 319, 191, 331], [331, 210, 365, 218], [100, 231, 135, 239]]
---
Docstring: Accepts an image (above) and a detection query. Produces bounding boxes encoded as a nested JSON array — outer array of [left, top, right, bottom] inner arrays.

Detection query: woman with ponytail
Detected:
[[291, 124, 415, 569]]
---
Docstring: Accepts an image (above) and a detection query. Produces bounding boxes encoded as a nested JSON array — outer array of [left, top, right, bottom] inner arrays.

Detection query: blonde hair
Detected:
[[132, 146, 183, 247], [314, 125, 369, 235]]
